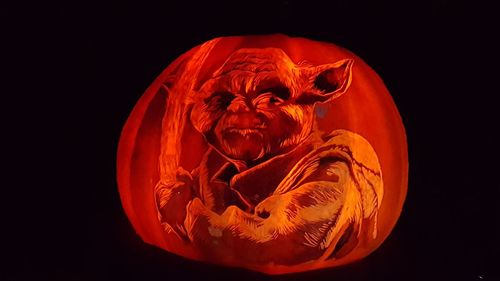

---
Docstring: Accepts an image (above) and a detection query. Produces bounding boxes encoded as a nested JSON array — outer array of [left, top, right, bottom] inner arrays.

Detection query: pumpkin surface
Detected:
[[117, 35, 408, 274]]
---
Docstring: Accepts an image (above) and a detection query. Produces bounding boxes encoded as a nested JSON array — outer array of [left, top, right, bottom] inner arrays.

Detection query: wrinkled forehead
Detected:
[[214, 48, 295, 76], [199, 48, 299, 97]]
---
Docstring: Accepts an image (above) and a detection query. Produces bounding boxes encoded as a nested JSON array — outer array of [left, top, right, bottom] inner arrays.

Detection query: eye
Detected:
[[259, 85, 290, 101], [255, 93, 285, 109], [255, 85, 290, 108], [267, 95, 284, 104], [205, 91, 235, 109]]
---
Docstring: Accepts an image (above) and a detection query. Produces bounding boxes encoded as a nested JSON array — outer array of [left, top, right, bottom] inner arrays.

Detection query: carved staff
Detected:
[[158, 38, 220, 183]]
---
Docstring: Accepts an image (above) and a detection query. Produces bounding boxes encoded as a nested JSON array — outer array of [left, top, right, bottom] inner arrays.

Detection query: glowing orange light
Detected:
[[117, 35, 408, 274]]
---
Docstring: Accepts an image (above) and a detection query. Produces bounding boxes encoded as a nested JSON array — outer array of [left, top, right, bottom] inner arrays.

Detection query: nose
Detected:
[[231, 113, 264, 128], [227, 97, 252, 113], [226, 96, 266, 128]]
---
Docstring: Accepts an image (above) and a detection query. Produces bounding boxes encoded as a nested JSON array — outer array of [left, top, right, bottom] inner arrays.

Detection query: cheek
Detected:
[[191, 104, 224, 133], [213, 114, 227, 137], [267, 111, 302, 139]]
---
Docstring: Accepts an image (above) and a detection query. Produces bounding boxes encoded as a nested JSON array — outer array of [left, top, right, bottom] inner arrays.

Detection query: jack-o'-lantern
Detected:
[[117, 34, 408, 274]]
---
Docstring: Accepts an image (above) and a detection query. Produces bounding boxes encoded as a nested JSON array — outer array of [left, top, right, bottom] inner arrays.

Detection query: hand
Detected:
[[155, 167, 194, 235]]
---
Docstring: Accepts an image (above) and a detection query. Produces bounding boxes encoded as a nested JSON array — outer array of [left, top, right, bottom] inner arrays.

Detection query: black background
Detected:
[[4, 0, 497, 280]]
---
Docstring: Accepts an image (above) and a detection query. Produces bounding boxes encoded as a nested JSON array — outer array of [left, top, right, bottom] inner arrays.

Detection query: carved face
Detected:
[[191, 48, 353, 162]]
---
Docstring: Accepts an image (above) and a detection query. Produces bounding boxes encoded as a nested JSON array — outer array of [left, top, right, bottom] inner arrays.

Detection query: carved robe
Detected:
[[156, 129, 383, 265]]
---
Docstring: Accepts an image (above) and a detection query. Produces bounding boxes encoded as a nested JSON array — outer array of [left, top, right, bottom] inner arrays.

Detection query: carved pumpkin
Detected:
[[117, 35, 408, 274]]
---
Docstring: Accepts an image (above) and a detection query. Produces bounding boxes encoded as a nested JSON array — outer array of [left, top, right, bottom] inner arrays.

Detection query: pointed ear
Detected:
[[298, 59, 354, 104]]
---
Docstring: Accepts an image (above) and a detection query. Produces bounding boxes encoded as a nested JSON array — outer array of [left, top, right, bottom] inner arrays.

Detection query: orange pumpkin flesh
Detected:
[[117, 34, 408, 274]]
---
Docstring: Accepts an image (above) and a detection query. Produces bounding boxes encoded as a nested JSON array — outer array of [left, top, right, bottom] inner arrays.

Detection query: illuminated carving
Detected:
[[117, 35, 408, 274]]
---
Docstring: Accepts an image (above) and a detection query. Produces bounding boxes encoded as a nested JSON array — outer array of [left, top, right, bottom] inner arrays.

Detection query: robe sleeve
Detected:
[[183, 130, 383, 265]]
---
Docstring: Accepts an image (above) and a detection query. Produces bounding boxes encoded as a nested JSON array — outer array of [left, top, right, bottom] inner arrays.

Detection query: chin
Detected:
[[215, 129, 269, 161], [228, 150, 263, 161], [222, 144, 265, 161], [218, 139, 267, 162]]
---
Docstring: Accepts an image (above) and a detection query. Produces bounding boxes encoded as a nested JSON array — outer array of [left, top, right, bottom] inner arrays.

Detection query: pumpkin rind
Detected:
[[117, 34, 408, 274]]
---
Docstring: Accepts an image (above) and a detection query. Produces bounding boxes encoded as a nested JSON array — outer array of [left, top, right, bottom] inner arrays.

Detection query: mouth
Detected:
[[217, 127, 268, 160], [224, 127, 265, 139]]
